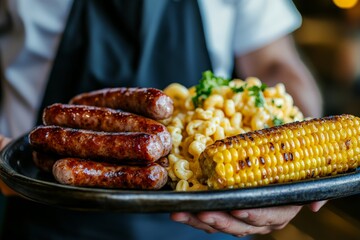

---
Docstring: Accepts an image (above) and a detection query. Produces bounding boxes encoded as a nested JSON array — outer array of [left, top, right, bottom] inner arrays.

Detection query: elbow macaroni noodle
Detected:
[[163, 77, 304, 191]]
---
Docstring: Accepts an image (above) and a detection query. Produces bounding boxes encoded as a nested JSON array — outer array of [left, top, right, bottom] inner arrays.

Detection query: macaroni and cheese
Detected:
[[163, 72, 304, 191]]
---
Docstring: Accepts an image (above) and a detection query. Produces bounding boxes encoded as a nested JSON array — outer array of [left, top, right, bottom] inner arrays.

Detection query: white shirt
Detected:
[[0, 0, 301, 138]]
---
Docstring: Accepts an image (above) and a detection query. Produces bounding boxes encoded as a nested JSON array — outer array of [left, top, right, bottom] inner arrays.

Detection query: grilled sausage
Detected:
[[29, 126, 164, 163], [69, 87, 174, 120], [42, 103, 172, 155], [53, 158, 168, 190]]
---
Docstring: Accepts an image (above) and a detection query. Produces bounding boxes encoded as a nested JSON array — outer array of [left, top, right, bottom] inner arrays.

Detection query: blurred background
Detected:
[[294, 0, 360, 117], [255, 0, 360, 239]]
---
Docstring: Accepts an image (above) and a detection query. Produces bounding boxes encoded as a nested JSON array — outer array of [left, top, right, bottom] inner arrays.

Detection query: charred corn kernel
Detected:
[[199, 114, 360, 189]]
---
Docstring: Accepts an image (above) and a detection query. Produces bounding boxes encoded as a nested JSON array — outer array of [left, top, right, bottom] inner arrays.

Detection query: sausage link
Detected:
[[69, 87, 174, 120], [29, 126, 164, 163], [42, 103, 172, 155], [53, 158, 168, 190]]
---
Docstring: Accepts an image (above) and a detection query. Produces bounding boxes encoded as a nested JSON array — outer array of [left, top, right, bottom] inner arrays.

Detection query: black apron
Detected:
[[37, 0, 212, 116], [2, 0, 242, 239]]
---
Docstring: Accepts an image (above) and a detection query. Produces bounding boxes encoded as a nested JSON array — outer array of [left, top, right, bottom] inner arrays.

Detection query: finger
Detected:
[[308, 200, 327, 212], [170, 212, 218, 233], [196, 211, 271, 237], [0, 135, 11, 151], [230, 205, 302, 228]]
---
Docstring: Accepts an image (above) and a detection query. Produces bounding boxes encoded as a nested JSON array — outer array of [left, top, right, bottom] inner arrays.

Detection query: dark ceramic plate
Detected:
[[1, 134, 360, 213]]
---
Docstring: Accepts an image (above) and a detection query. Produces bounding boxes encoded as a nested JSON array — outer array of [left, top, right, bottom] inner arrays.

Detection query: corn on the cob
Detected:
[[198, 114, 360, 189]]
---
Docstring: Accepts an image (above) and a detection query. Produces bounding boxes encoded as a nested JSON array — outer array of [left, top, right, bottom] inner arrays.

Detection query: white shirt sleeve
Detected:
[[233, 0, 302, 55], [0, 0, 72, 138]]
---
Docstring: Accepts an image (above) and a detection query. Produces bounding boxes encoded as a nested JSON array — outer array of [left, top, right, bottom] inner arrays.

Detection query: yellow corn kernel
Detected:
[[254, 168, 262, 181], [234, 174, 241, 184], [229, 148, 238, 162], [213, 152, 224, 163], [223, 149, 232, 163], [215, 163, 225, 178], [236, 148, 246, 161], [227, 177, 235, 186], [225, 163, 234, 178]]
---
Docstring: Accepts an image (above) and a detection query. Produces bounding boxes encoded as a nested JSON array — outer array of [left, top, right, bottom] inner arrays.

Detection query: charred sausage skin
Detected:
[[29, 126, 164, 163], [42, 103, 172, 155], [53, 158, 168, 190], [69, 87, 174, 120]]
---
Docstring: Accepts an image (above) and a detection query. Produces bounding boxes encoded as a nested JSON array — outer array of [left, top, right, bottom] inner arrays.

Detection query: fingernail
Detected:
[[238, 212, 249, 219], [172, 213, 189, 223], [203, 217, 215, 225]]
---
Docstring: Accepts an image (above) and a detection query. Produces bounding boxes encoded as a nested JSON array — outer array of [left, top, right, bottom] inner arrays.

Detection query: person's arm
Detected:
[[235, 35, 323, 118]]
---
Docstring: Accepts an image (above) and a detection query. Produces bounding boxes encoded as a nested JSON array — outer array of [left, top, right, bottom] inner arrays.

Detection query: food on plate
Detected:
[[163, 71, 306, 191], [28, 71, 359, 191], [69, 87, 174, 120], [29, 125, 165, 163], [29, 87, 172, 190], [43, 103, 172, 155], [53, 158, 168, 190], [199, 114, 360, 189]]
